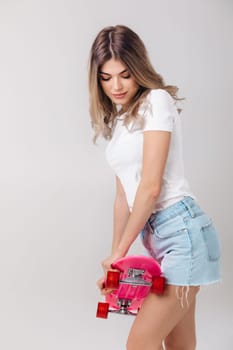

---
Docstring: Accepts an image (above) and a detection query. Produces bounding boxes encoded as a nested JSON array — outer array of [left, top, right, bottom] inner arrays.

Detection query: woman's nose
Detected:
[[112, 77, 123, 91]]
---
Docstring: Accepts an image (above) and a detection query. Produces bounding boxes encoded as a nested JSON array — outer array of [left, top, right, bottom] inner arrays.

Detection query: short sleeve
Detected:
[[143, 89, 177, 132]]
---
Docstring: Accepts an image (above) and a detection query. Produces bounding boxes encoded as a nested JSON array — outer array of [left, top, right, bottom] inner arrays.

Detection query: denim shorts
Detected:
[[140, 196, 221, 286]]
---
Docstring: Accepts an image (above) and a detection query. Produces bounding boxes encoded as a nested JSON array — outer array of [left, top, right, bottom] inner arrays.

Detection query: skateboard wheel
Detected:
[[96, 302, 109, 319], [151, 276, 166, 294], [105, 270, 120, 289]]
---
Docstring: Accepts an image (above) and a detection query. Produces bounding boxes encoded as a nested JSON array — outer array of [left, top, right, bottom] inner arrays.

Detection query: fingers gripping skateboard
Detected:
[[96, 271, 120, 319]]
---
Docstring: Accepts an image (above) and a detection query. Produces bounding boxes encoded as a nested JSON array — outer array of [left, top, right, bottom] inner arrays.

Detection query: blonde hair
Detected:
[[88, 25, 184, 142]]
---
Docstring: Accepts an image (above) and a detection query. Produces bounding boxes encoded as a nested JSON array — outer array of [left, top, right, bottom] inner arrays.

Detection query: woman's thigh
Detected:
[[126, 285, 199, 350], [164, 298, 197, 350]]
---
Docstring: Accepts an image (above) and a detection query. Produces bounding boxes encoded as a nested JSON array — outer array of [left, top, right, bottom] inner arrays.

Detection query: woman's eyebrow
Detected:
[[99, 69, 128, 76]]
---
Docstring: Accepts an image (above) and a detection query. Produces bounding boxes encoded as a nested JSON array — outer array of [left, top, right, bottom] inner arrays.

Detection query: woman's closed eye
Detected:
[[121, 74, 131, 79], [99, 74, 131, 81], [99, 76, 111, 81]]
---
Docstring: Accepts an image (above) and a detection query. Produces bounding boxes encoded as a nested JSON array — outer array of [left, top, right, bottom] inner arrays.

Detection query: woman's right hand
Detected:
[[96, 276, 114, 295]]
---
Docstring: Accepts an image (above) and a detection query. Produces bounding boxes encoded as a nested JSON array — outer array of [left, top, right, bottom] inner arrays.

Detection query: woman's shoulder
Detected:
[[146, 88, 175, 104], [141, 88, 176, 115], [140, 88, 179, 132]]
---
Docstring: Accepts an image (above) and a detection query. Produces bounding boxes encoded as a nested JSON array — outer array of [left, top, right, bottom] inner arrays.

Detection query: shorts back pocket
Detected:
[[201, 216, 220, 261]]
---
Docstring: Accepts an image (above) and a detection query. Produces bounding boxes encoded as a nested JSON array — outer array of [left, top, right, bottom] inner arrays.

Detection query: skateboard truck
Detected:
[[96, 299, 136, 318], [128, 268, 144, 279], [117, 299, 132, 315]]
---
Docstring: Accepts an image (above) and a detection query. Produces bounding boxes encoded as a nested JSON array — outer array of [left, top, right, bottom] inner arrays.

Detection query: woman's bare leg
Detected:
[[126, 285, 199, 350], [164, 298, 197, 350]]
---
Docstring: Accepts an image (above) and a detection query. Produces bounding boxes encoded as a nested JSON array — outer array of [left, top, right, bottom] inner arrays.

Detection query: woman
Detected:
[[88, 25, 220, 350]]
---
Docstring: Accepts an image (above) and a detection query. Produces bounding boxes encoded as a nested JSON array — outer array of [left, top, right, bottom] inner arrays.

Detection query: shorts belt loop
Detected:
[[180, 197, 195, 218]]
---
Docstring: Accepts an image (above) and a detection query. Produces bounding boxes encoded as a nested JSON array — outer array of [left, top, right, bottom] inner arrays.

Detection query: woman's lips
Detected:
[[112, 92, 127, 99]]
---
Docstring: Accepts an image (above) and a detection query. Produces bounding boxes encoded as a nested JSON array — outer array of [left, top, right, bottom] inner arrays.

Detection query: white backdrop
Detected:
[[0, 0, 232, 349]]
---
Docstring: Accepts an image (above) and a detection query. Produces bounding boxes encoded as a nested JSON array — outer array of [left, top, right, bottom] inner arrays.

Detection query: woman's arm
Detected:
[[98, 176, 129, 293], [111, 176, 130, 254], [117, 130, 171, 255], [102, 130, 171, 270]]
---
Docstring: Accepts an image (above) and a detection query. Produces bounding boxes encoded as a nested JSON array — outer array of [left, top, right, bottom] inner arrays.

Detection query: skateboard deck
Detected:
[[96, 255, 166, 319]]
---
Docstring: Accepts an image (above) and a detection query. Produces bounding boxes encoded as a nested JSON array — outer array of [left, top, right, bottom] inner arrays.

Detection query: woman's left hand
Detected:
[[96, 252, 123, 295], [101, 251, 124, 275]]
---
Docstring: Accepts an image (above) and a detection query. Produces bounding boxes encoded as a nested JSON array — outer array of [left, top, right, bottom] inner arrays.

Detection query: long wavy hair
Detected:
[[88, 25, 184, 142]]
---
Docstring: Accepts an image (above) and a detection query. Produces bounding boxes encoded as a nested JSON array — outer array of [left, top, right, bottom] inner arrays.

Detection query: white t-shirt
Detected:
[[105, 88, 195, 212]]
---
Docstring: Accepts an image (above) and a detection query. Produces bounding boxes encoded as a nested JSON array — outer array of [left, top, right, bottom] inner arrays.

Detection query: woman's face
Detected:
[[99, 58, 139, 108]]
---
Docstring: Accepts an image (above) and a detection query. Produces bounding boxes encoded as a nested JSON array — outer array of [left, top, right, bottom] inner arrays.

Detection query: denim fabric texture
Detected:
[[140, 196, 221, 286]]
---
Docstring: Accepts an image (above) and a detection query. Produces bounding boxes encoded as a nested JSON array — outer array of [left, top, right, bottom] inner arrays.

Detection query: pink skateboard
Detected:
[[96, 255, 166, 319]]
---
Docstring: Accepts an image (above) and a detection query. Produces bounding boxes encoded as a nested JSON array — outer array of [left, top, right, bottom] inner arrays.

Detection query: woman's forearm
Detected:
[[116, 182, 160, 256], [111, 196, 130, 254]]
